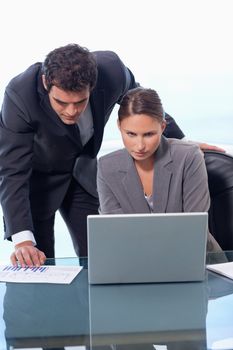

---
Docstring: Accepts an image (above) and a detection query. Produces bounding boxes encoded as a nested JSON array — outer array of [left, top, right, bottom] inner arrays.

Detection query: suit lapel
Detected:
[[118, 139, 173, 214], [152, 137, 173, 212], [120, 152, 151, 213], [89, 88, 105, 155]]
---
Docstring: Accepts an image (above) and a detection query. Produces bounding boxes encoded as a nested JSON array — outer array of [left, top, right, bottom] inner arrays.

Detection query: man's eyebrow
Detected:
[[53, 97, 88, 104]]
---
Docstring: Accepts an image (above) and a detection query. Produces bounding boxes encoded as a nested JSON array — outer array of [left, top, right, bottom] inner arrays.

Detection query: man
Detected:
[[0, 43, 222, 267]]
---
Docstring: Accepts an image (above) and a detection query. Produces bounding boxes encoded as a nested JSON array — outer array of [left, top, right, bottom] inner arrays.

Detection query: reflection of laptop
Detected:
[[87, 213, 208, 284], [89, 282, 207, 345]]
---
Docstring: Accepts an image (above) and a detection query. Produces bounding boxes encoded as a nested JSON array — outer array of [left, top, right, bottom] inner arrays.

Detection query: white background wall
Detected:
[[1, 0, 233, 145]]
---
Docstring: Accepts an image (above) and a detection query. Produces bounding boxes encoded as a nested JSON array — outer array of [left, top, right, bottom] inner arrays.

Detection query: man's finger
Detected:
[[10, 252, 18, 266], [14, 249, 28, 268], [38, 251, 47, 265]]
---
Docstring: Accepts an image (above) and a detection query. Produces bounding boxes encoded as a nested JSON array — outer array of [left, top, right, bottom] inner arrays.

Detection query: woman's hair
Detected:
[[42, 43, 97, 92], [118, 87, 165, 122]]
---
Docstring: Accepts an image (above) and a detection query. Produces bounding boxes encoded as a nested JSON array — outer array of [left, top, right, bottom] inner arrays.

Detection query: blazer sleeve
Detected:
[[182, 145, 223, 252], [97, 159, 124, 214], [182, 145, 210, 212], [0, 88, 35, 238], [163, 112, 185, 139]]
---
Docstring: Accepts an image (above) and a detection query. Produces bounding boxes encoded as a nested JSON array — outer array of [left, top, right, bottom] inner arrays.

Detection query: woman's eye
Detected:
[[126, 132, 136, 137], [145, 132, 157, 137]]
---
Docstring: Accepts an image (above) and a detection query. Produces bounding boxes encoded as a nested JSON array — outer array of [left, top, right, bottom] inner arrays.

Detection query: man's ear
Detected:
[[42, 75, 48, 90]]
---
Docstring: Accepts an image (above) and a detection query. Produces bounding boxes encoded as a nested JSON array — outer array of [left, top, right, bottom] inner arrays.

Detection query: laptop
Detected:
[[87, 212, 208, 284]]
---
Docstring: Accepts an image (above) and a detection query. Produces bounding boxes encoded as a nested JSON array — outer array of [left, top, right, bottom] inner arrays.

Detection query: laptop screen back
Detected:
[[87, 212, 208, 284]]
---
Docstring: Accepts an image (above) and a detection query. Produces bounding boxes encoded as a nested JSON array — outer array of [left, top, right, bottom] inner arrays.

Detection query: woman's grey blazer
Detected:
[[97, 136, 210, 214], [97, 136, 222, 252]]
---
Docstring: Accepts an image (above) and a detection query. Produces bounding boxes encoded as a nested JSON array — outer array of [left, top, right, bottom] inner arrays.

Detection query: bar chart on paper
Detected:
[[0, 264, 82, 284]]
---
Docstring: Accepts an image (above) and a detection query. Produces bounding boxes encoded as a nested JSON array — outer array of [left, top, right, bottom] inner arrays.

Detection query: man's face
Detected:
[[43, 77, 90, 125]]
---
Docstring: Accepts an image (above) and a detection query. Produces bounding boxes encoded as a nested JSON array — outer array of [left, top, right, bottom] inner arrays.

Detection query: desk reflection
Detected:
[[3, 269, 89, 349], [3, 260, 233, 350], [89, 281, 208, 350]]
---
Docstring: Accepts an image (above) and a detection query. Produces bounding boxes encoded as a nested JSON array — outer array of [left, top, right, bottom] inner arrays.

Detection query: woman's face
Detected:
[[118, 114, 166, 162]]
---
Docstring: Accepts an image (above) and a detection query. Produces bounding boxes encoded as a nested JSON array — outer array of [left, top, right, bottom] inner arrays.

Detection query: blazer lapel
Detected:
[[89, 88, 105, 155], [120, 153, 151, 213], [153, 137, 173, 213]]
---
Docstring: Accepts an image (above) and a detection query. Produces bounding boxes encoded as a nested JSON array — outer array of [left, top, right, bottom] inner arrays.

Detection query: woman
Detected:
[[97, 87, 221, 251]]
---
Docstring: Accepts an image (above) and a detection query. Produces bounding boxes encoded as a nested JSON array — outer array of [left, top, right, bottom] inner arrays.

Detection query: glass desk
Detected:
[[0, 252, 233, 350]]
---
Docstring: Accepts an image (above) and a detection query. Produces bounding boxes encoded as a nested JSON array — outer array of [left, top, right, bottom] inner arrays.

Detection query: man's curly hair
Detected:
[[42, 43, 97, 92]]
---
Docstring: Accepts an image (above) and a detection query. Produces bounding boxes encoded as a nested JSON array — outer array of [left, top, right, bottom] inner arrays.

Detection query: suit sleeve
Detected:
[[0, 88, 35, 239], [97, 159, 124, 214], [182, 146, 223, 252], [182, 145, 210, 212], [118, 66, 139, 103], [163, 112, 185, 139]]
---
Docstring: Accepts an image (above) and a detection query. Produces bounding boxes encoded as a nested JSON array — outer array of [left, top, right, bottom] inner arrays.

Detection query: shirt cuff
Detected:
[[12, 230, 37, 246]]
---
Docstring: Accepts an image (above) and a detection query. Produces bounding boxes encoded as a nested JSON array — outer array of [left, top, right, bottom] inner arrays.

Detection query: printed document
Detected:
[[207, 261, 233, 280], [0, 265, 83, 284]]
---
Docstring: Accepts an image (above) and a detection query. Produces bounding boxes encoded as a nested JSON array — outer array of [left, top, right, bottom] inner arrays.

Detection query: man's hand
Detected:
[[11, 241, 46, 267], [197, 142, 225, 153]]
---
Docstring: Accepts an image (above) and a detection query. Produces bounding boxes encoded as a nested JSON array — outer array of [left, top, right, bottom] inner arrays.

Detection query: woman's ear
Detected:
[[117, 119, 121, 130], [161, 120, 167, 133]]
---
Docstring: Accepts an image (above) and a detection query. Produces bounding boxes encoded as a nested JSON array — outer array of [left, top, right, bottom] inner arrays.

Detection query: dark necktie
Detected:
[[64, 123, 83, 154]]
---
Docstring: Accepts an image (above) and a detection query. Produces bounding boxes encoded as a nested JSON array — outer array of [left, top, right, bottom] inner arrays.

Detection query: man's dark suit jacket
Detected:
[[0, 50, 184, 239]]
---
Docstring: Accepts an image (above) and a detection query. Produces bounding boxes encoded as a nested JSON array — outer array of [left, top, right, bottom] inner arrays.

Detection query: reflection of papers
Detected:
[[211, 337, 233, 349], [0, 265, 83, 284], [207, 262, 233, 281]]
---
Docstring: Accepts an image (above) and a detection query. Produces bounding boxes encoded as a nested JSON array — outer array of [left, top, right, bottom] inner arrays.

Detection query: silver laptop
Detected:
[[87, 212, 208, 284]]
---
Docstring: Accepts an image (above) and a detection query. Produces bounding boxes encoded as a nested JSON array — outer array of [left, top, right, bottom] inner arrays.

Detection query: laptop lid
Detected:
[[87, 212, 208, 284]]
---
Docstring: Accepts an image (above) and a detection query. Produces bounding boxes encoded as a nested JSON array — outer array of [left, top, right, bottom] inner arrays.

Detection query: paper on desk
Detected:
[[207, 261, 233, 280], [0, 265, 83, 284]]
